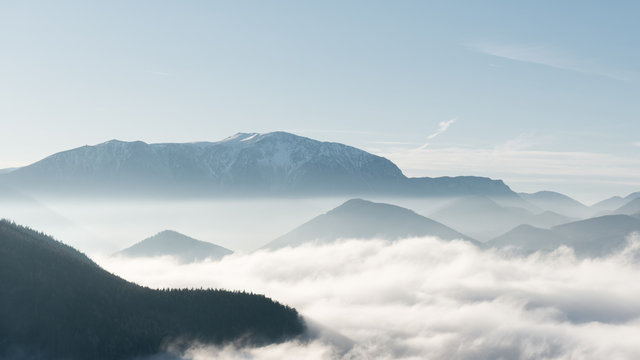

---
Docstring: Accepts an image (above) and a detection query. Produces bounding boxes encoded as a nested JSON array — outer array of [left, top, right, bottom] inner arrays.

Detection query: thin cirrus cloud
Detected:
[[381, 145, 640, 182], [377, 133, 640, 202], [469, 42, 632, 82], [418, 118, 457, 150]]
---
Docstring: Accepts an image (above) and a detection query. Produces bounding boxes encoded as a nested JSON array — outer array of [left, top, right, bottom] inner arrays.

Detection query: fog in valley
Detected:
[[4, 193, 640, 359], [102, 235, 640, 359], [4, 1, 640, 359], [0, 197, 343, 255]]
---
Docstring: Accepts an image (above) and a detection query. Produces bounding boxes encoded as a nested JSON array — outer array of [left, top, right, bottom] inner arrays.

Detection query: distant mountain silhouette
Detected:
[[591, 192, 640, 213], [0, 220, 304, 360], [488, 215, 640, 257], [427, 195, 568, 241], [612, 198, 640, 216], [0, 132, 517, 198], [552, 215, 640, 257], [115, 230, 233, 263], [262, 198, 477, 250], [529, 211, 576, 228], [519, 191, 591, 218], [488, 224, 567, 254]]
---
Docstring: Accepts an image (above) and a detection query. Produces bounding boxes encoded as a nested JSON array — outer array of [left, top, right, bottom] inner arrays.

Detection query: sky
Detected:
[[1, 1, 639, 203]]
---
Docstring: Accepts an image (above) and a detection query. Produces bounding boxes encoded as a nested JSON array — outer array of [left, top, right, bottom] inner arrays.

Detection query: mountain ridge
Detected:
[[0, 132, 517, 198], [0, 219, 304, 359], [262, 198, 478, 250]]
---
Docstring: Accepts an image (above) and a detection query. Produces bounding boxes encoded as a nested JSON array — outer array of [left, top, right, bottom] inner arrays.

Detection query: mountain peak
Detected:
[[262, 198, 476, 249], [116, 230, 233, 263], [0, 131, 517, 198]]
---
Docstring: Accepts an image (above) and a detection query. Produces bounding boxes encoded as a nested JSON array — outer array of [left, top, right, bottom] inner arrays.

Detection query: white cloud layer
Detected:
[[100, 234, 640, 359]]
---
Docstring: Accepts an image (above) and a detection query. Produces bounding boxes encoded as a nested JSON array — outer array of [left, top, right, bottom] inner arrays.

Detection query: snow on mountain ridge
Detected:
[[6, 131, 405, 193]]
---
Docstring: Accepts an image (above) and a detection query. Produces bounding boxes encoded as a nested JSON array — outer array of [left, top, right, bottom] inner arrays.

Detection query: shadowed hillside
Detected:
[[0, 220, 304, 360]]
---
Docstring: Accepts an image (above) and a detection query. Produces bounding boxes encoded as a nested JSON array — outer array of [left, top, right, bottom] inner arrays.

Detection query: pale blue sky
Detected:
[[1, 1, 639, 202]]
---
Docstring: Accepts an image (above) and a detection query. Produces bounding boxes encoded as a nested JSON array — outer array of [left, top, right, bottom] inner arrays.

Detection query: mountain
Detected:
[[591, 192, 640, 213], [115, 230, 233, 263], [262, 198, 477, 250], [519, 191, 591, 218], [488, 224, 568, 254], [0, 219, 304, 360], [428, 196, 546, 241], [552, 215, 640, 257], [489, 215, 640, 257], [529, 211, 576, 228], [0, 167, 17, 174], [0, 132, 517, 198], [612, 198, 640, 216]]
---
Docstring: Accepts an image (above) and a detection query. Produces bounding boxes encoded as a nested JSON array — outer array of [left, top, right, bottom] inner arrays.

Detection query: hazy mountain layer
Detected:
[[613, 198, 640, 216], [0, 220, 304, 360], [116, 230, 233, 263], [591, 192, 640, 213], [428, 195, 567, 241], [0, 132, 516, 198], [488, 214, 640, 257], [262, 198, 477, 250], [519, 191, 592, 218]]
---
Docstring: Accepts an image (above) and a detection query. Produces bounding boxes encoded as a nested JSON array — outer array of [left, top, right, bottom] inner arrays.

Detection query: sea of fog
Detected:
[[99, 236, 640, 360], [4, 197, 640, 359]]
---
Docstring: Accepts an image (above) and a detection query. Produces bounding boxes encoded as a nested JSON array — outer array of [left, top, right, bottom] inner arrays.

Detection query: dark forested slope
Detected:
[[0, 220, 304, 360]]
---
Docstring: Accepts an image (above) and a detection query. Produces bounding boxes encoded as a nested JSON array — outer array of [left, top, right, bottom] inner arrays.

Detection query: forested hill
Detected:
[[0, 220, 305, 360]]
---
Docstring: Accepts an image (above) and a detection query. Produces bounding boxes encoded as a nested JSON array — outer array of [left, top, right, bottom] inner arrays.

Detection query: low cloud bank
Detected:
[[100, 234, 640, 359]]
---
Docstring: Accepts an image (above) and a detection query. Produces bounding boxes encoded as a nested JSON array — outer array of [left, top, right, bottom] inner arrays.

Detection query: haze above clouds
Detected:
[[101, 235, 640, 360]]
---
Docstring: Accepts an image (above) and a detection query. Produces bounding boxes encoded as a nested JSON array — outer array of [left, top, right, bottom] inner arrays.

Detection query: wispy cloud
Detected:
[[469, 42, 632, 81], [378, 134, 640, 202], [428, 118, 457, 140], [418, 118, 457, 150]]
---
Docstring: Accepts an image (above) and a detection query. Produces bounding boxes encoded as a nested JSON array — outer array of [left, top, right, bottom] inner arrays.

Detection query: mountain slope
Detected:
[[262, 198, 477, 250], [0, 132, 516, 198], [591, 192, 640, 213], [116, 230, 233, 263], [613, 198, 640, 216], [489, 215, 640, 257], [529, 211, 575, 228], [428, 196, 542, 241], [519, 191, 591, 218], [0, 220, 304, 360], [551, 215, 640, 257], [488, 224, 569, 253]]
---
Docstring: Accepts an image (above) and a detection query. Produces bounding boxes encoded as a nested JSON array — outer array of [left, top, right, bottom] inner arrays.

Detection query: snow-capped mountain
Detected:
[[0, 131, 515, 197]]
